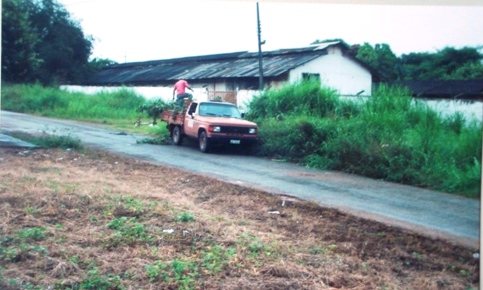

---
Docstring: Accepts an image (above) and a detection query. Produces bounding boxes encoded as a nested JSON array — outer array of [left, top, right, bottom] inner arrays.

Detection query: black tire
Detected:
[[198, 131, 211, 153], [172, 126, 183, 145]]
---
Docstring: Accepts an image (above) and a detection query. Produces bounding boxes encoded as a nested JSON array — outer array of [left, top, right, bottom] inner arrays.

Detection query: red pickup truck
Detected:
[[161, 100, 258, 153]]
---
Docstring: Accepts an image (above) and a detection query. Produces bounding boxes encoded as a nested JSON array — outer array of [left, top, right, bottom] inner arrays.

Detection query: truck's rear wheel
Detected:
[[172, 126, 183, 145], [198, 131, 211, 153]]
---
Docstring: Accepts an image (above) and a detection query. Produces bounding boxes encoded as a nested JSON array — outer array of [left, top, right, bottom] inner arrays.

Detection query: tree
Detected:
[[355, 43, 399, 82], [447, 61, 483, 79], [89, 58, 117, 71], [1, 0, 93, 84], [1, 0, 41, 83], [399, 46, 483, 80]]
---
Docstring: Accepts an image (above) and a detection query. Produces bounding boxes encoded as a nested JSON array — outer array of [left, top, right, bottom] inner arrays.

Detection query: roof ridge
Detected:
[[110, 41, 348, 68]]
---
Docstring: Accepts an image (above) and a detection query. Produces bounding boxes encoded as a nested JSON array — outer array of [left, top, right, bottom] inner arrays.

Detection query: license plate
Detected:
[[230, 140, 241, 144]]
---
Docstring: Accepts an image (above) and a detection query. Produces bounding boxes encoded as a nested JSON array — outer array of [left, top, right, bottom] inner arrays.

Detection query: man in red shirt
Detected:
[[172, 78, 194, 110]]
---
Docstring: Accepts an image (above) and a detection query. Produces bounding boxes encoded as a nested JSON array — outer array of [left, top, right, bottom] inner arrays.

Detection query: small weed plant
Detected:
[[105, 216, 153, 247], [0, 227, 48, 262], [174, 213, 196, 222]]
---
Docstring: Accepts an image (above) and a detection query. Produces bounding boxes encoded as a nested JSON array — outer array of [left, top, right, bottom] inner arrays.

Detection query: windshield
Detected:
[[198, 103, 242, 118]]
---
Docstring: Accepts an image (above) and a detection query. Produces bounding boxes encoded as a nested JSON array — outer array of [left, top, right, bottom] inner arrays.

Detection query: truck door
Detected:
[[184, 102, 198, 137]]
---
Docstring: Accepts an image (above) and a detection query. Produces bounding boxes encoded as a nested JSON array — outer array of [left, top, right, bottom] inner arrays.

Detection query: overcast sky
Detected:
[[57, 0, 483, 63]]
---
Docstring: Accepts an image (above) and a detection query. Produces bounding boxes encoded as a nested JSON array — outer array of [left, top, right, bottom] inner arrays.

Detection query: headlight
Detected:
[[249, 128, 257, 134], [209, 126, 221, 132]]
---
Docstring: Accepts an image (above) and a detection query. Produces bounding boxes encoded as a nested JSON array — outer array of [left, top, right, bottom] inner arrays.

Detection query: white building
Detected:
[[75, 40, 375, 109]]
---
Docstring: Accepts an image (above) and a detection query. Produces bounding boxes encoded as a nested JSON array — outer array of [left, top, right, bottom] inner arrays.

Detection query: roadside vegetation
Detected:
[[1, 84, 144, 124], [1, 84, 158, 134], [12, 132, 83, 151], [2, 82, 481, 197], [245, 80, 482, 198]]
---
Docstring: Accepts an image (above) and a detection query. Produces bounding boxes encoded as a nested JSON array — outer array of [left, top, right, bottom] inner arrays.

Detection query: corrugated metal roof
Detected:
[[86, 42, 348, 85], [393, 80, 483, 100]]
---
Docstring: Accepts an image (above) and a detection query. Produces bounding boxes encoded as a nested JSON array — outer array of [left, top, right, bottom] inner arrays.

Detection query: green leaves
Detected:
[[174, 213, 196, 223], [356, 42, 399, 81], [1, 0, 41, 83], [353, 43, 483, 81], [137, 99, 173, 125], [399, 46, 483, 80], [2, 0, 93, 84]]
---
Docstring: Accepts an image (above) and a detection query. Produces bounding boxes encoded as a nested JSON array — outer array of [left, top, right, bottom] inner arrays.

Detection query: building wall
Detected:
[[288, 48, 372, 96]]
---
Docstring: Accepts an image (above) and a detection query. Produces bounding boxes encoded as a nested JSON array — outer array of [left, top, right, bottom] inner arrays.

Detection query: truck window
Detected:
[[188, 103, 197, 115], [199, 103, 241, 118]]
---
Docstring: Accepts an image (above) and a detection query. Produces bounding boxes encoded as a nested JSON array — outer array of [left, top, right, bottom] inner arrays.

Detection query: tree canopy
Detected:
[[353, 43, 483, 82], [355, 43, 399, 81], [2, 0, 93, 85], [399, 46, 483, 80]]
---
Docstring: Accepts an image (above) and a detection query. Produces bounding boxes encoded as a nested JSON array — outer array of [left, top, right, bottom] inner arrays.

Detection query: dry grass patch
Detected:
[[0, 147, 479, 289]]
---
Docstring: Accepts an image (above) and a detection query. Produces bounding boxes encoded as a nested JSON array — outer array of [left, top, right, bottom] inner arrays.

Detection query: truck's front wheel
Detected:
[[198, 131, 211, 153], [172, 126, 183, 145]]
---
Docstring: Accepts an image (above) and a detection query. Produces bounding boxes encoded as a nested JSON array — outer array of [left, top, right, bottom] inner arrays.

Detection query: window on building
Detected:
[[302, 73, 320, 82]]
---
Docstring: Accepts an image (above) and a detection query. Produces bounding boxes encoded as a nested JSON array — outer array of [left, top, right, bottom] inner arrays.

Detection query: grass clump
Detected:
[[247, 81, 481, 197], [174, 213, 196, 223], [12, 132, 84, 150], [10, 131, 83, 150], [33, 134, 83, 150]]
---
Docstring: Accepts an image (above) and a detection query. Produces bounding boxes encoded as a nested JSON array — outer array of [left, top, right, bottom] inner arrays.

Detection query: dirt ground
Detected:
[[0, 147, 479, 289]]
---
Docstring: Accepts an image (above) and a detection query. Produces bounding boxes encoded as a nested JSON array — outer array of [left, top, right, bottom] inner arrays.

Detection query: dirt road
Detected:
[[1, 110, 480, 248]]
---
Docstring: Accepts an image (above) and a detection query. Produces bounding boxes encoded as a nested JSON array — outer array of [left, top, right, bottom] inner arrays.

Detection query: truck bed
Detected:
[[161, 110, 184, 125], [161, 100, 192, 125]]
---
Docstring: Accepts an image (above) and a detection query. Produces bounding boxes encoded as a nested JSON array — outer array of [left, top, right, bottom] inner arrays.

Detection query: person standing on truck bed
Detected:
[[173, 78, 194, 112]]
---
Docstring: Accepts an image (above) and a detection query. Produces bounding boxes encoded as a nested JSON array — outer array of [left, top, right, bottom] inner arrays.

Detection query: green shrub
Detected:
[[137, 98, 173, 125]]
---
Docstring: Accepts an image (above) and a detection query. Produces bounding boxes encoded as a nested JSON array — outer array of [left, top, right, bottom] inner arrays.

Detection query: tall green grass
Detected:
[[247, 81, 482, 197], [246, 80, 344, 119], [1, 83, 146, 123]]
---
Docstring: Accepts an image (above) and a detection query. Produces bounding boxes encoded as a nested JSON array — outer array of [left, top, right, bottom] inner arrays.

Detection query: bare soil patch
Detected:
[[0, 147, 479, 289]]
